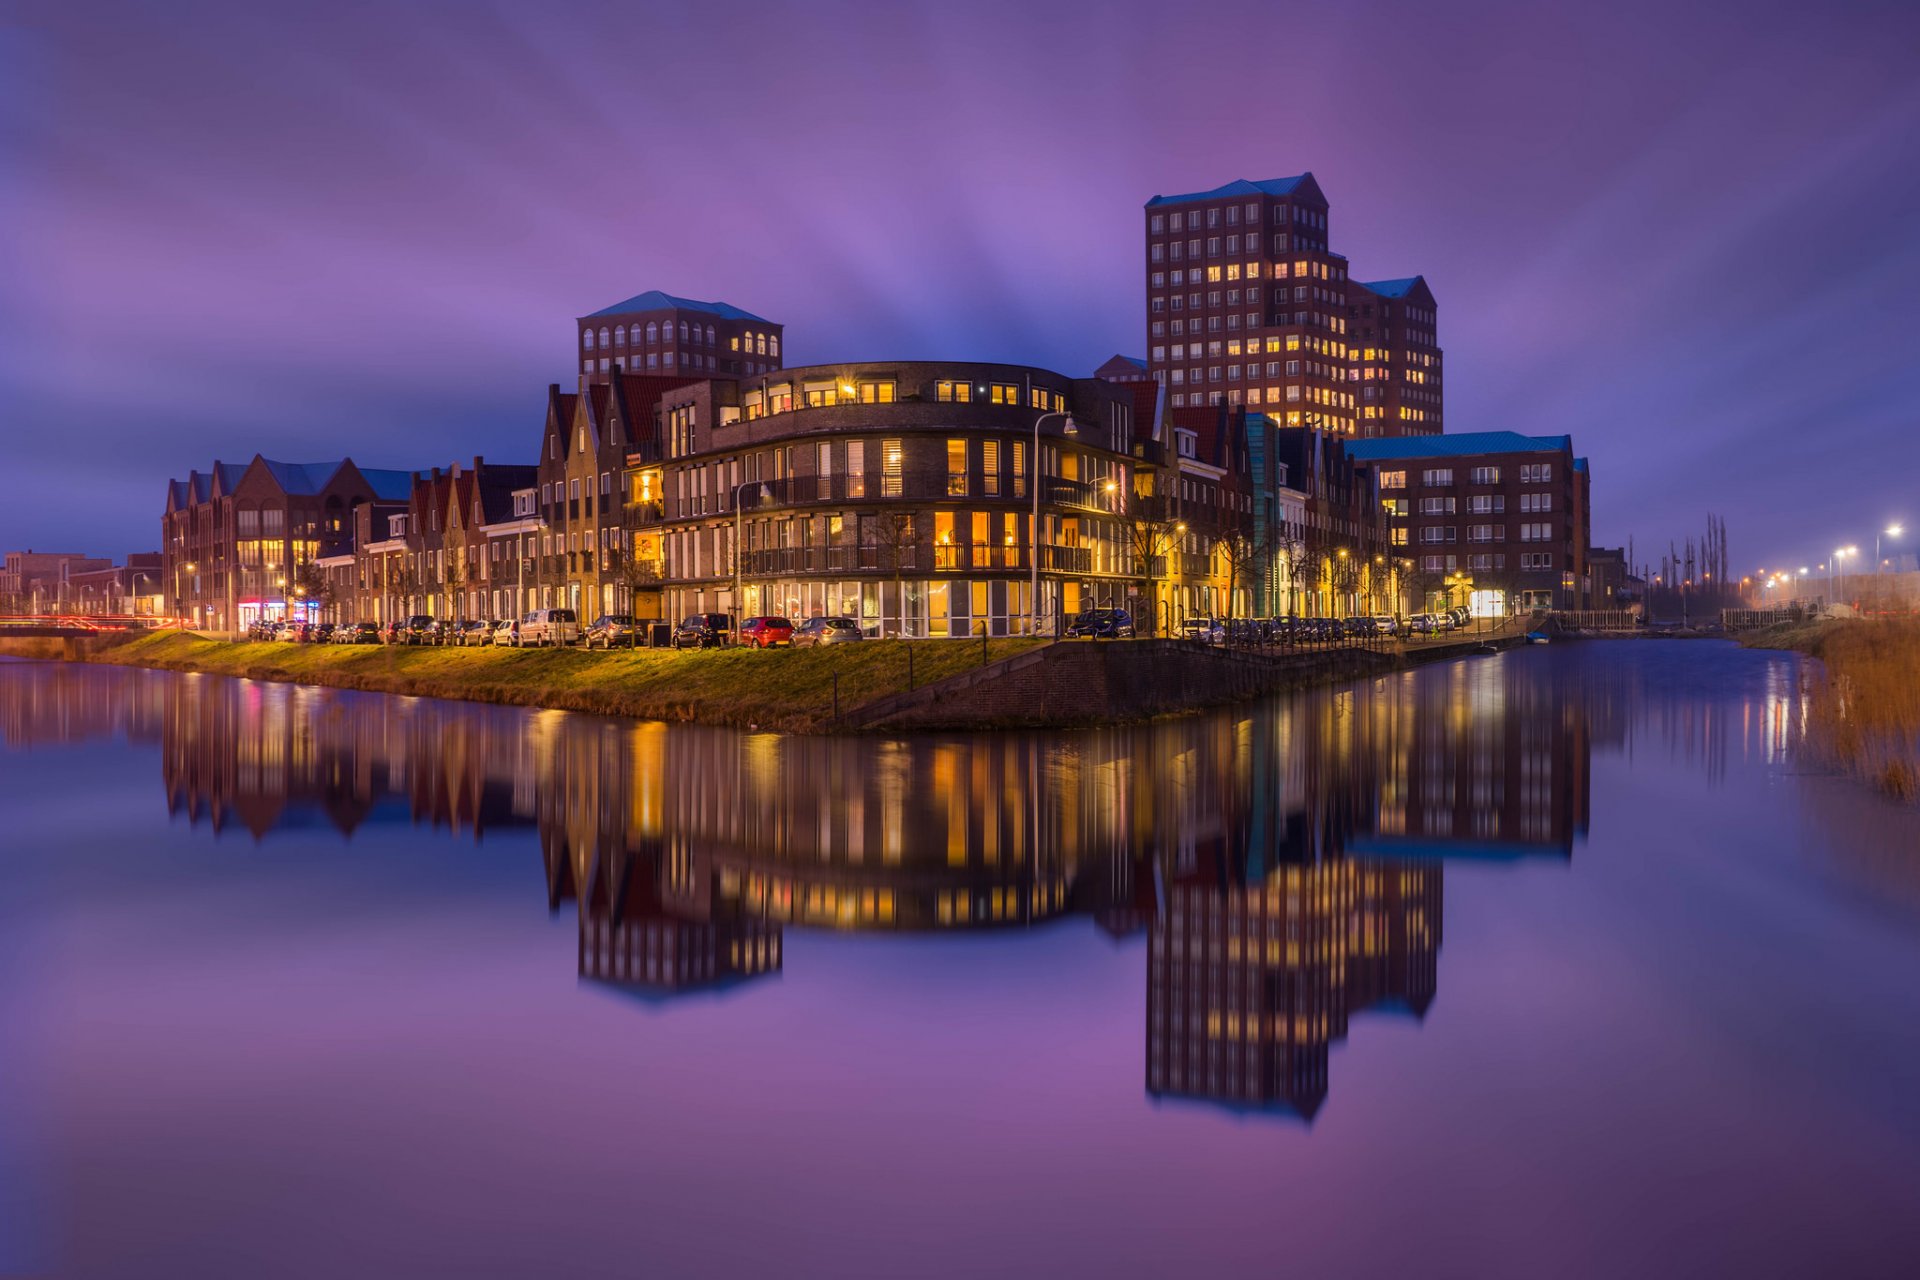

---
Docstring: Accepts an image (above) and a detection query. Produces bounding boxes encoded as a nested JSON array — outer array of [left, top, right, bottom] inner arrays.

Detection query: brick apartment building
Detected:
[[576, 290, 782, 384], [0, 550, 112, 611], [1348, 276, 1442, 436], [1093, 354, 1151, 384], [1344, 432, 1593, 613], [161, 456, 419, 633], [632, 361, 1139, 635], [62, 553, 165, 617], [1141, 174, 1441, 438]]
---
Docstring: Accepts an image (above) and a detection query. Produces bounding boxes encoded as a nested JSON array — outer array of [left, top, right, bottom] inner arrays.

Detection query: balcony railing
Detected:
[[733, 542, 1112, 576], [677, 470, 1101, 516]]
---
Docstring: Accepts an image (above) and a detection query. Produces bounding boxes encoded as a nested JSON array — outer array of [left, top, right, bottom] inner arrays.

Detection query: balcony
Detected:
[[1039, 544, 1094, 573], [625, 499, 666, 527], [1043, 476, 1120, 515], [674, 470, 1111, 515]]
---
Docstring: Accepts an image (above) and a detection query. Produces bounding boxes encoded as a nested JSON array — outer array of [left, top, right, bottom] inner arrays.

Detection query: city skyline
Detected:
[[5, 0, 1918, 573]]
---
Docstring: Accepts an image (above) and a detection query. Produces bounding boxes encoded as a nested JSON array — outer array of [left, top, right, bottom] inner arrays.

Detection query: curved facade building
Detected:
[[627, 361, 1143, 635]]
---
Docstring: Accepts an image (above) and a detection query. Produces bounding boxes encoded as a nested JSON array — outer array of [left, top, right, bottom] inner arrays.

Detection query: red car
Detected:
[[738, 616, 795, 649]]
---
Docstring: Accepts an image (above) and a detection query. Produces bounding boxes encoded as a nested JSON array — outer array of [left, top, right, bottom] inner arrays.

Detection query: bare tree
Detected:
[[1212, 525, 1278, 623], [1130, 510, 1185, 634], [443, 547, 466, 618], [861, 511, 919, 636]]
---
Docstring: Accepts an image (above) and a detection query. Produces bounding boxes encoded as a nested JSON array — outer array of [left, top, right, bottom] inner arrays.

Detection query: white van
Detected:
[[518, 608, 580, 647]]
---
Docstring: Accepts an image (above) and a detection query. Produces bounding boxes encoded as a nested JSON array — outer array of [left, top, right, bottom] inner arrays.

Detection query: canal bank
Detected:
[[1739, 617, 1920, 800], [0, 627, 1521, 734]]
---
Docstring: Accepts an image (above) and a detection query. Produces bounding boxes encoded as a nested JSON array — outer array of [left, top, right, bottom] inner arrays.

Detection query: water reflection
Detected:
[[2, 655, 1610, 1116]]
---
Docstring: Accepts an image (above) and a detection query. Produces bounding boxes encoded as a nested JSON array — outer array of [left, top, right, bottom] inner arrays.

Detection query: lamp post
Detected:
[[1878, 524, 1903, 573], [1029, 409, 1077, 635], [732, 478, 773, 634]]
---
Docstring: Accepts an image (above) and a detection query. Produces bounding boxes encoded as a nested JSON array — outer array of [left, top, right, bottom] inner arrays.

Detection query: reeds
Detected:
[[1802, 620, 1920, 801]]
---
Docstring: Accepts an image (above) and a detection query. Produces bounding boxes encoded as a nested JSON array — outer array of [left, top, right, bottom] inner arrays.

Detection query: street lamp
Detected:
[[1878, 524, 1903, 573], [732, 478, 773, 633], [1030, 409, 1077, 635]]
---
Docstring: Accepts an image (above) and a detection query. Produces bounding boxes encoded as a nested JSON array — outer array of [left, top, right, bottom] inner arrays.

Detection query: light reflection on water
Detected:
[[2, 643, 1918, 1279]]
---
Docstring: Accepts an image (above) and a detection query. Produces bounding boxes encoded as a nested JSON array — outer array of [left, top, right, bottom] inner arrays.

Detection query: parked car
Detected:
[[520, 608, 580, 647], [584, 614, 638, 649], [451, 619, 492, 646], [343, 621, 381, 643], [672, 613, 734, 649], [1181, 616, 1225, 644], [1447, 606, 1472, 629], [1370, 615, 1399, 636], [1065, 608, 1135, 639], [491, 618, 521, 647], [792, 616, 864, 647], [393, 615, 434, 645], [738, 616, 796, 649], [1409, 613, 1440, 634]]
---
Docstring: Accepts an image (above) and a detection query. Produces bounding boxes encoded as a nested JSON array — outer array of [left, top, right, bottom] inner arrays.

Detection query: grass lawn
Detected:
[[83, 631, 1047, 732]]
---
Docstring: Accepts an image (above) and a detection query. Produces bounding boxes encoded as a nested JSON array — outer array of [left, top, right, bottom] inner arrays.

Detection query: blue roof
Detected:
[[1146, 176, 1310, 208], [584, 290, 769, 323], [262, 459, 345, 495], [360, 468, 422, 502], [1363, 277, 1423, 298], [1342, 432, 1576, 462]]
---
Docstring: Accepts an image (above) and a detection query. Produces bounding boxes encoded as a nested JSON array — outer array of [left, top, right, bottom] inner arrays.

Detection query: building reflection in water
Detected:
[[2, 654, 1607, 1116]]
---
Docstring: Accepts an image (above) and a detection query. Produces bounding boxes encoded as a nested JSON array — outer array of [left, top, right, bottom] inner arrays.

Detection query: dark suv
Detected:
[[402, 615, 438, 645], [1066, 608, 1135, 639], [672, 613, 733, 649]]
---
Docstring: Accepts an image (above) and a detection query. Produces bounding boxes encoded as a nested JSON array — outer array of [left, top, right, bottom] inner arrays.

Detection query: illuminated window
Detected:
[[936, 380, 971, 403], [947, 440, 968, 496], [881, 439, 904, 497], [858, 380, 895, 403]]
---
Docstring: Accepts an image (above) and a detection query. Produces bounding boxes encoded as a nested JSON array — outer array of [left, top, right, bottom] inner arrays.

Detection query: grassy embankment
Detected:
[[59, 631, 1046, 733], [1743, 618, 1920, 800]]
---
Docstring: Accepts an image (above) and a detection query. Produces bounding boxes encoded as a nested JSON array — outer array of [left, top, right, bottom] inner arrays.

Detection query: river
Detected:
[[2, 643, 1918, 1278]]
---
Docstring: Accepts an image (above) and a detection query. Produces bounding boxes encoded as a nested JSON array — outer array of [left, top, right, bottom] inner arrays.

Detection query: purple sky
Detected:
[[5, 0, 1918, 574]]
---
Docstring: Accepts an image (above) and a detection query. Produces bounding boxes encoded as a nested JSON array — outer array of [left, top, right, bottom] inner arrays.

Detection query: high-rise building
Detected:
[[1143, 175, 1441, 439], [1143, 174, 1353, 428], [1348, 277, 1442, 437], [575, 290, 783, 383]]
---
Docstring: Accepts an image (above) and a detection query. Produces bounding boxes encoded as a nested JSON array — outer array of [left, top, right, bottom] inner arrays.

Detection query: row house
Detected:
[[1270, 425, 1396, 616], [313, 458, 538, 626], [536, 373, 701, 620], [160, 455, 419, 634], [1152, 400, 1312, 624]]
